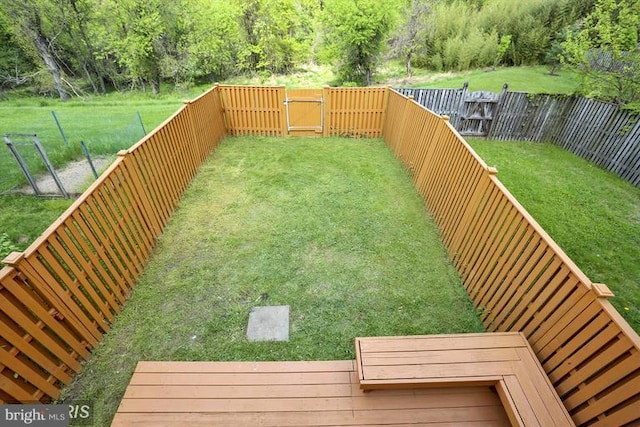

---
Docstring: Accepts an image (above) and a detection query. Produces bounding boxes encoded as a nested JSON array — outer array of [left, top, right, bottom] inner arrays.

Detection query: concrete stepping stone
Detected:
[[247, 305, 290, 342]]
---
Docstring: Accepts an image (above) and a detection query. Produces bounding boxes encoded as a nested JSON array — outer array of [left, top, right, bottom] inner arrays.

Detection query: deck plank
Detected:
[[355, 333, 575, 426], [113, 360, 510, 426]]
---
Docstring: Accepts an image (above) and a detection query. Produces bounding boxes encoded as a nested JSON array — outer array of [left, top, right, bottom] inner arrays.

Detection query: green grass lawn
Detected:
[[60, 136, 484, 426], [217, 63, 580, 95], [469, 139, 640, 333], [0, 95, 185, 193], [395, 65, 580, 94], [0, 92, 191, 256]]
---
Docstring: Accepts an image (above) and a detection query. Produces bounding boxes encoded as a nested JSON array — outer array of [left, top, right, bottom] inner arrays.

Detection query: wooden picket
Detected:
[[0, 87, 226, 403], [383, 89, 640, 426], [395, 87, 466, 128], [323, 87, 388, 137]]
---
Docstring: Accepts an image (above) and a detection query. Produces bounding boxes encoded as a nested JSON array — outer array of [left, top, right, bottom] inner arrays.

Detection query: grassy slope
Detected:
[[61, 136, 484, 425], [469, 139, 640, 332], [0, 96, 184, 192], [223, 64, 581, 94], [389, 65, 580, 93], [0, 93, 186, 254]]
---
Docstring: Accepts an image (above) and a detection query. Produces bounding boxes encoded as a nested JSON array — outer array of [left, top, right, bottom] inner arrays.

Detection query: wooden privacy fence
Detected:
[[490, 92, 640, 186], [384, 89, 640, 426], [218, 85, 387, 137], [0, 87, 226, 403], [398, 87, 640, 186], [1, 85, 638, 426]]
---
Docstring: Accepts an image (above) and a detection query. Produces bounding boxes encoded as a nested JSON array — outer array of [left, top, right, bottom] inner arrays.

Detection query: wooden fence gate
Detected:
[[458, 85, 507, 137], [285, 89, 324, 136]]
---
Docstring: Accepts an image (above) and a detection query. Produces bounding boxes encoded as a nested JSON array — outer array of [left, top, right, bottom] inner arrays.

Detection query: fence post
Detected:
[[322, 86, 331, 137], [455, 82, 469, 130], [487, 83, 508, 139], [278, 86, 288, 136], [379, 87, 392, 137], [51, 111, 69, 146], [182, 100, 204, 163]]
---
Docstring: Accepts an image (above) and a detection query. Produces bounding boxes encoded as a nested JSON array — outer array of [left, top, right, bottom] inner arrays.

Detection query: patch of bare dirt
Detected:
[[17, 156, 113, 197]]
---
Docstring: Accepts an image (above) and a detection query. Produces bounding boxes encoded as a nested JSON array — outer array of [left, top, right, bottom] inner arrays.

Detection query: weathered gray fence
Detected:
[[398, 87, 640, 186]]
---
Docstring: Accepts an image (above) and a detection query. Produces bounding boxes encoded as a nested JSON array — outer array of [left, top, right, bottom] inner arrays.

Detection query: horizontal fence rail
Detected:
[[400, 87, 640, 186], [0, 87, 226, 403], [218, 85, 287, 136], [383, 89, 640, 427]]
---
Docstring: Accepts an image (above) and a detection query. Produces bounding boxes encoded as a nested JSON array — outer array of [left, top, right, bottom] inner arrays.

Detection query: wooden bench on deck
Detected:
[[355, 332, 574, 427]]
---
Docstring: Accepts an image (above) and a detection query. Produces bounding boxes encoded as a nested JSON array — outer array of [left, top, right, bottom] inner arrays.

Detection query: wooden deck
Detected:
[[356, 333, 574, 427], [112, 360, 511, 426]]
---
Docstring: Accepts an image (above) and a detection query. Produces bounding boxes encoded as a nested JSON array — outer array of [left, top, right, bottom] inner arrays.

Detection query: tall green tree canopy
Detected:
[[562, 0, 640, 104], [0, 10, 33, 90], [0, 0, 607, 96], [321, 0, 397, 85]]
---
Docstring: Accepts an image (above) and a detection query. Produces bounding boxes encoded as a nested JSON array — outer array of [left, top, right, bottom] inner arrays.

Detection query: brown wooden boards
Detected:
[[382, 89, 640, 426], [355, 333, 574, 427], [112, 360, 510, 426]]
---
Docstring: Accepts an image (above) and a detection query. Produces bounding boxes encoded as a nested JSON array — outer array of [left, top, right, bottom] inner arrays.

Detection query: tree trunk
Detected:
[[10, 1, 70, 100], [406, 52, 413, 78], [68, 0, 107, 94], [33, 33, 69, 100], [150, 78, 160, 95]]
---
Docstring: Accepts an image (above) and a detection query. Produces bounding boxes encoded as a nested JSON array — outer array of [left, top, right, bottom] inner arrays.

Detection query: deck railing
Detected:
[[1, 86, 638, 426]]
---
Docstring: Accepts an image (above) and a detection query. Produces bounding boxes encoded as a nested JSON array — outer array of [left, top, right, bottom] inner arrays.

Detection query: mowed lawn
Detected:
[[470, 139, 640, 334], [62, 136, 483, 425]]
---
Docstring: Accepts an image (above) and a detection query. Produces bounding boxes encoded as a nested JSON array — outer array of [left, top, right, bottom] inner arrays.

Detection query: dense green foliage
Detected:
[[1, 0, 638, 104], [561, 0, 640, 105], [0, 0, 602, 95], [321, 0, 396, 85]]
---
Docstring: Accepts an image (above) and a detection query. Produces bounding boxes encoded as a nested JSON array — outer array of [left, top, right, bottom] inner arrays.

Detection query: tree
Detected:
[[95, 0, 173, 94], [61, 0, 107, 93], [0, 11, 33, 90], [561, 0, 640, 104], [181, 0, 242, 83], [1, 0, 70, 99], [236, 0, 317, 74], [321, 0, 395, 85], [494, 34, 512, 70], [389, 0, 432, 78]]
